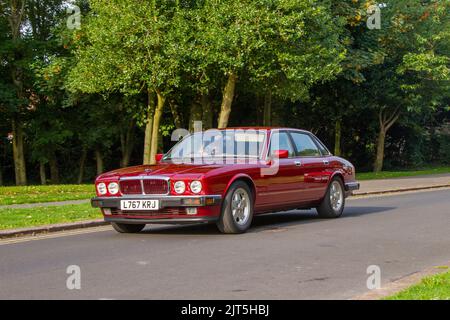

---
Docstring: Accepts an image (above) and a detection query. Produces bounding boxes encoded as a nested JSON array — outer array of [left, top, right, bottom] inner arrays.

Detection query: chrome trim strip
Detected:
[[140, 179, 145, 195], [119, 175, 170, 181], [118, 195, 222, 200]]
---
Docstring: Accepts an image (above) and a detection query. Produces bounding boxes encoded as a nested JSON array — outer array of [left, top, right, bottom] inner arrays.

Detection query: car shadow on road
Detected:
[[251, 206, 396, 231], [140, 206, 396, 235]]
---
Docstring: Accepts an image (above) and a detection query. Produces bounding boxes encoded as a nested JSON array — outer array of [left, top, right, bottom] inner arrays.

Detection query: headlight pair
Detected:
[[97, 182, 119, 195], [173, 180, 202, 194]]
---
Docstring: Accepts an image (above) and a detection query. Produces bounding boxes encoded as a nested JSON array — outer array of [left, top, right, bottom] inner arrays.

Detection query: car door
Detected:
[[258, 130, 301, 209], [289, 131, 328, 202]]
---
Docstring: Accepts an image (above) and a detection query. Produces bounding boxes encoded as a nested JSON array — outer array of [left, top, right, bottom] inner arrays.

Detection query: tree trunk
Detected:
[[9, 2, 27, 186], [217, 73, 237, 129], [334, 118, 341, 156], [143, 90, 155, 165], [374, 128, 386, 173], [77, 147, 87, 184], [149, 91, 165, 165], [201, 94, 213, 130], [11, 118, 27, 186], [39, 161, 47, 185], [263, 90, 272, 127], [95, 149, 104, 176], [189, 100, 202, 132], [49, 152, 59, 184], [169, 100, 183, 129], [0, 165, 3, 186], [120, 121, 134, 167], [373, 107, 400, 173]]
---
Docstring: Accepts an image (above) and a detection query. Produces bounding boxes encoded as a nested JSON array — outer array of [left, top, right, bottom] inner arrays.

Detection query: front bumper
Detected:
[[91, 195, 222, 209], [92, 195, 222, 225]]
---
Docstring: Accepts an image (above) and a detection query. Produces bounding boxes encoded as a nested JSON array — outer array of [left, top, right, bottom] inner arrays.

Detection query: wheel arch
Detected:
[[224, 174, 257, 203], [322, 171, 345, 199], [329, 171, 345, 184]]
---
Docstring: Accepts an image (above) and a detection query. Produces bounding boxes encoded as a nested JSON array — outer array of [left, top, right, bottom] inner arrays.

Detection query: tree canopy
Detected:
[[0, 0, 448, 185]]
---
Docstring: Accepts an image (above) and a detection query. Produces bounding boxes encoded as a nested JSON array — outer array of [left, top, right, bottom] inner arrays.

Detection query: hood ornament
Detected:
[[144, 168, 152, 173]]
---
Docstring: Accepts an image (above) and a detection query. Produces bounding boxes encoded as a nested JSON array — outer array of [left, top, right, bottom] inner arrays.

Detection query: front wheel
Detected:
[[217, 181, 254, 234], [111, 222, 146, 234], [316, 177, 345, 218]]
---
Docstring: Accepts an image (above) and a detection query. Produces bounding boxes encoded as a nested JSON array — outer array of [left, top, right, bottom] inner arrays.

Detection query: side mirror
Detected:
[[272, 150, 289, 159], [155, 153, 164, 163]]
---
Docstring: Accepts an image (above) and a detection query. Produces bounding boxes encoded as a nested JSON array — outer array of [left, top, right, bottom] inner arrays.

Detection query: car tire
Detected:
[[111, 222, 146, 234], [217, 181, 254, 234], [317, 177, 345, 218]]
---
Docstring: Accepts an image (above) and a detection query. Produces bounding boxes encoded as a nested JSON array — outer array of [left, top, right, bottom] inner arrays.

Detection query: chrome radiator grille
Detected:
[[119, 177, 169, 195]]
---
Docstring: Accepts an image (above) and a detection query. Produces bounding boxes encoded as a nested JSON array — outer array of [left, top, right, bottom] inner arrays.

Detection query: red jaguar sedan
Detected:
[[91, 128, 359, 234]]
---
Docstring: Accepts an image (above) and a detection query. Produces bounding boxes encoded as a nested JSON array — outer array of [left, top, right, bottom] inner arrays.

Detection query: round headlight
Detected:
[[108, 182, 119, 195], [174, 181, 186, 194], [190, 181, 202, 194], [97, 183, 107, 195]]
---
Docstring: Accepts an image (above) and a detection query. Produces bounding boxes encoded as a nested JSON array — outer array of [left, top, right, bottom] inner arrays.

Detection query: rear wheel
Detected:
[[111, 222, 146, 234], [317, 177, 345, 218], [217, 181, 254, 234]]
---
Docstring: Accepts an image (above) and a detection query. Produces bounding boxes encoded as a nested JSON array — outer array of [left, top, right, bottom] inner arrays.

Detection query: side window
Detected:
[[269, 132, 295, 158], [313, 136, 331, 156], [290, 132, 321, 157]]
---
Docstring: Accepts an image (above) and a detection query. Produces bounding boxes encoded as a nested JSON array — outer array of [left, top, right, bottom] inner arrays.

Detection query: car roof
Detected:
[[220, 127, 312, 134]]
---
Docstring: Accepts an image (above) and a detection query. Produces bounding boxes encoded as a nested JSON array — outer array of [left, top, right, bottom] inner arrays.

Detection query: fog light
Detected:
[[186, 208, 197, 215], [103, 208, 112, 216]]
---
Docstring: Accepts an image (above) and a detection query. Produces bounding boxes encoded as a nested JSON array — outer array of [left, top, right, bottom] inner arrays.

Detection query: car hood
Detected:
[[98, 163, 226, 180]]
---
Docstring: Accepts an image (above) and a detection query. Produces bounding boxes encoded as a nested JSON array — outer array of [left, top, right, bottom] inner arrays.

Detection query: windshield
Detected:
[[163, 129, 267, 162]]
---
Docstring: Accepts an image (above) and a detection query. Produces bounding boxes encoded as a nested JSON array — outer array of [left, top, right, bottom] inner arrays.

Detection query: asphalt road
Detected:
[[0, 189, 449, 300]]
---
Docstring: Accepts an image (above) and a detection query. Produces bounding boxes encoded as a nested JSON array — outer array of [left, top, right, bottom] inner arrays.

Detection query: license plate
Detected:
[[120, 200, 159, 211]]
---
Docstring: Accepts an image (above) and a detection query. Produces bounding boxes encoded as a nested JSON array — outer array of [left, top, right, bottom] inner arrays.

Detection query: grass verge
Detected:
[[0, 203, 102, 230], [0, 184, 95, 206], [385, 270, 450, 300], [357, 166, 450, 180]]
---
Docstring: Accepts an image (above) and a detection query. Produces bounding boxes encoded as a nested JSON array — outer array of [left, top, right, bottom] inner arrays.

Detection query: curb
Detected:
[[0, 220, 109, 239], [354, 184, 450, 196], [351, 262, 450, 300]]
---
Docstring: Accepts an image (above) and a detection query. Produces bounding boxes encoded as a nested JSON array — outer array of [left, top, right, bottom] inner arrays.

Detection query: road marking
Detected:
[[0, 226, 112, 246]]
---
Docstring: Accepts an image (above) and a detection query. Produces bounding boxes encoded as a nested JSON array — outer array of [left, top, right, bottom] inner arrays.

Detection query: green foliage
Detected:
[[68, 0, 182, 96], [385, 270, 450, 300]]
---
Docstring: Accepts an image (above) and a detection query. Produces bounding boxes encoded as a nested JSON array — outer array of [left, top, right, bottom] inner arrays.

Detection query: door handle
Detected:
[[323, 160, 330, 165], [295, 161, 302, 167]]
